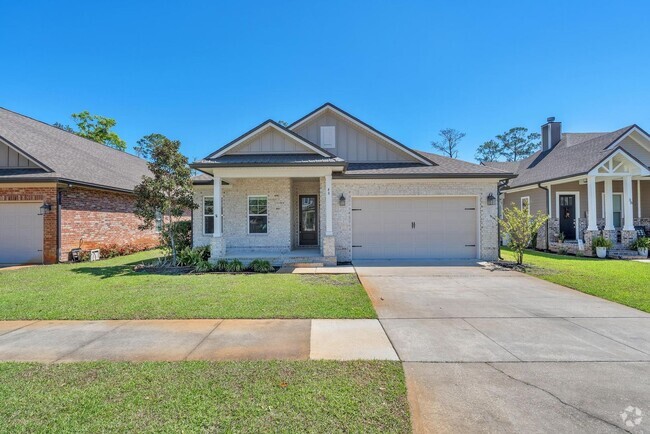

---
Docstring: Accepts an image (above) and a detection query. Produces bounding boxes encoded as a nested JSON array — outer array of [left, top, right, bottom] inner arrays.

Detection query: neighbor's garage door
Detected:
[[0, 202, 44, 264], [351, 196, 477, 260]]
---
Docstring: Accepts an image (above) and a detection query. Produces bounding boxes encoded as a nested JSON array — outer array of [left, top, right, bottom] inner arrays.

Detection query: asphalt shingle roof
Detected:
[[505, 126, 635, 188], [0, 107, 151, 192]]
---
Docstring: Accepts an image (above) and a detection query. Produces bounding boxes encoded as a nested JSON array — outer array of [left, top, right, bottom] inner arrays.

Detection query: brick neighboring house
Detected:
[[0, 107, 159, 265]]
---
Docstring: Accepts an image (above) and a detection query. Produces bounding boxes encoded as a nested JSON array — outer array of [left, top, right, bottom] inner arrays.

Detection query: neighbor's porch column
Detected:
[[587, 176, 598, 230], [604, 178, 615, 230], [213, 175, 222, 237], [623, 175, 635, 230], [325, 174, 333, 236]]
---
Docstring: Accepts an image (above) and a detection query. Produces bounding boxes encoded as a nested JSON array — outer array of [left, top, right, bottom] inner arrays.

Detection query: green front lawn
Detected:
[[503, 248, 650, 313], [0, 360, 410, 433], [0, 251, 375, 320]]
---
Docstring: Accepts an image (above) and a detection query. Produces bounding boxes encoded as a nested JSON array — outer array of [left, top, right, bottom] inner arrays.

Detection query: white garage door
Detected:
[[351, 196, 478, 259], [0, 202, 44, 264]]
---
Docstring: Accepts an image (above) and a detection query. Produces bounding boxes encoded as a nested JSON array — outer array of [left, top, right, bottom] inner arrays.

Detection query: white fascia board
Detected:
[[607, 126, 650, 151], [588, 148, 650, 177], [208, 166, 341, 178]]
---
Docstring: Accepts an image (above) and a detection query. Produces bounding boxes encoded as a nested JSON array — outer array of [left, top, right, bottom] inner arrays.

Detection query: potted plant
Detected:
[[557, 232, 566, 244], [592, 236, 612, 259], [630, 237, 650, 258]]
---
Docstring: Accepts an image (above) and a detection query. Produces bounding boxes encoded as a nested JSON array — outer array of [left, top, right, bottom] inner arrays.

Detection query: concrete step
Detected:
[[608, 249, 640, 259]]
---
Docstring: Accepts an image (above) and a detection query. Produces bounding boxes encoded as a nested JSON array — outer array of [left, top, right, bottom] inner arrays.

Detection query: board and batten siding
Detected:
[[293, 111, 417, 163], [230, 129, 313, 154], [0, 141, 39, 168]]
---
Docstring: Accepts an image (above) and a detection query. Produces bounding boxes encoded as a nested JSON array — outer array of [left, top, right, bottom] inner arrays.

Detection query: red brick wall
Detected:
[[0, 185, 58, 264], [59, 187, 160, 261]]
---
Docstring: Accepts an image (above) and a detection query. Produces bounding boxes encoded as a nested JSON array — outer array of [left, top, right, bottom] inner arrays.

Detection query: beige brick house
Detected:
[[488, 118, 650, 257], [191, 103, 514, 265], [0, 108, 159, 264]]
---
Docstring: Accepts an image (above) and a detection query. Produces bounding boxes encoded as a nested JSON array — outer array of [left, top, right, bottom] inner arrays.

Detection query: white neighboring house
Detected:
[[191, 103, 514, 265]]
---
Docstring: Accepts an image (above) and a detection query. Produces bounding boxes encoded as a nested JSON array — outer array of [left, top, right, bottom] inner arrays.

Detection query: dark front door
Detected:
[[299, 195, 318, 246], [559, 194, 576, 240]]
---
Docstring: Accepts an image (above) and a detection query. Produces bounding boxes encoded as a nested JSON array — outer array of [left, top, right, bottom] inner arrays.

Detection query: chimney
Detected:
[[541, 117, 561, 151]]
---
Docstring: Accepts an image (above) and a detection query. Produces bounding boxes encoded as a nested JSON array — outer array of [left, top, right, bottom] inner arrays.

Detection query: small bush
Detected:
[[249, 259, 274, 273], [161, 220, 192, 253], [214, 259, 230, 272], [592, 236, 613, 248], [194, 260, 213, 273], [226, 259, 244, 273], [631, 237, 650, 249]]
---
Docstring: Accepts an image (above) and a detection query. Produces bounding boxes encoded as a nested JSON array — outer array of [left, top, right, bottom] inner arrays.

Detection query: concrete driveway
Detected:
[[354, 260, 650, 433]]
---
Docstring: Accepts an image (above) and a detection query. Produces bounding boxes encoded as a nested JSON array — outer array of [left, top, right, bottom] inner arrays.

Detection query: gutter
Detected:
[[497, 179, 509, 260], [538, 183, 550, 251]]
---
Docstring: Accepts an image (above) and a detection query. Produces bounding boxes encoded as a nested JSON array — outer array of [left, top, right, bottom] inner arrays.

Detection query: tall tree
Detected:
[[431, 128, 465, 158], [474, 139, 501, 162], [475, 127, 541, 162], [497, 127, 540, 162], [133, 134, 196, 264], [54, 111, 127, 151]]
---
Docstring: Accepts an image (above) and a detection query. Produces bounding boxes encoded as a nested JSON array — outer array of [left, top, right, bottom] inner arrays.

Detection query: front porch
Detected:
[[223, 247, 326, 267], [541, 149, 650, 256]]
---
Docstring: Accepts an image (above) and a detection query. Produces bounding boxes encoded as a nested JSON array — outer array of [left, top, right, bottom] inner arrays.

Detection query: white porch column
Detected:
[[587, 176, 597, 230], [604, 178, 614, 230], [213, 175, 222, 237], [638, 180, 642, 219], [325, 175, 333, 236], [623, 175, 635, 230]]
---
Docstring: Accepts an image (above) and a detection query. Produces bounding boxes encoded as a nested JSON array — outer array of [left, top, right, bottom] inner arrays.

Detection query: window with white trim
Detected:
[[320, 126, 336, 148], [203, 197, 214, 234], [248, 196, 268, 234], [520, 196, 530, 213]]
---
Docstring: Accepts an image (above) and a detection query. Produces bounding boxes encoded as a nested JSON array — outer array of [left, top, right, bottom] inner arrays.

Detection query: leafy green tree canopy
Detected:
[[54, 111, 127, 151], [475, 127, 541, 162]]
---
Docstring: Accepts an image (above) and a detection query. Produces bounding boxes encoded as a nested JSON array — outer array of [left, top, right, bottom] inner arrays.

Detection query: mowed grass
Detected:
[[0, 251, 376, 320], [0, 360, 410, 433], [503, 248, 650, 313]]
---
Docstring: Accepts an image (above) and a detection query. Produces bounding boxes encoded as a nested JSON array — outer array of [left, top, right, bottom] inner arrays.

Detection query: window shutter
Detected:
[[320, 126, 336, 148]]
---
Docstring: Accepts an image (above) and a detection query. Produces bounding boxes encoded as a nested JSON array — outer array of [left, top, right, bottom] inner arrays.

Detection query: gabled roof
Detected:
[[504, 125, 649, 188], [0, 107, 151, 192], [289, 102, 435, 166], [204, 119, 336, 160]]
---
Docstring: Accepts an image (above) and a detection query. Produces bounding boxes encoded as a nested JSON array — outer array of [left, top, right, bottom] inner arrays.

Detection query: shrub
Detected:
[[226, 259, 245, 273], [249, 259, 274, 273], [592, 236, 613, 248], [194, 260, 213, 273], [499, 206, 549, 265], [214, 259, 230, 272], [161, 220, 192, 254], [631, 237, 650, 249]]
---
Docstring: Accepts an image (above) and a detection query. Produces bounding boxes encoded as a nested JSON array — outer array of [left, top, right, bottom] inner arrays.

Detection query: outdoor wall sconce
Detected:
[[39, 203, 52, 215], [339, 193, 346, 206], [487, 193, 496, 206]]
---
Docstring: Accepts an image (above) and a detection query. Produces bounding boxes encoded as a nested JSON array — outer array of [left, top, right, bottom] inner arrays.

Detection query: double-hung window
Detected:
[[203, 197, 215, 234], [248, 196, 268, 234]]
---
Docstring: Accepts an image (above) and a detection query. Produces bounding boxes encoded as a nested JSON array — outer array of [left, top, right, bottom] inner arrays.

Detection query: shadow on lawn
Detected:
[[69, 259, 158, 279]]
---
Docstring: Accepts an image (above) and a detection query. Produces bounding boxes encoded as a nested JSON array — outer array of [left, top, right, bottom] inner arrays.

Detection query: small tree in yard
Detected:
[[499, 205, 548, 265], [134, 134, 196, 264]]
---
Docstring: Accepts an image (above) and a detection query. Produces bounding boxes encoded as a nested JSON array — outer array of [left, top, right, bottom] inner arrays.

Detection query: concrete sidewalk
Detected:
[[0, 319, 398, 363]]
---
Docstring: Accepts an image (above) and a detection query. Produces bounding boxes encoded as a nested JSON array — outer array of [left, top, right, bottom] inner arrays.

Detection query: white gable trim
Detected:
[[607, 126, 650, 152], [289, 105, 433, 166], [588, 148, 650, 177], [208, 122, 331, 159]]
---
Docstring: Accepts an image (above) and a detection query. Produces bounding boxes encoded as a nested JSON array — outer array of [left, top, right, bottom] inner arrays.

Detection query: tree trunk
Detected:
[[168, 211, 177, 265]]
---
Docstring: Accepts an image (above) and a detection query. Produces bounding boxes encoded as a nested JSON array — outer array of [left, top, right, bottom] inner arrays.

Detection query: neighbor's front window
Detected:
[[248, 195, 268, 234], [204, 197, 214, 234]]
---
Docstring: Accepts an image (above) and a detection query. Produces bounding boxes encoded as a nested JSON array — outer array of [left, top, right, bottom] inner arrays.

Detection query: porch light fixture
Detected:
[[39, 203, 52, 215], [487, 193, 496, 206], [339, 193, 346, 206]]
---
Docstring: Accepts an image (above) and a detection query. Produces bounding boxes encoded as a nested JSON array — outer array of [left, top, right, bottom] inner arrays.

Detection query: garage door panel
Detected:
[[352, 196, 477, 260], [0, 203, 43, 264]]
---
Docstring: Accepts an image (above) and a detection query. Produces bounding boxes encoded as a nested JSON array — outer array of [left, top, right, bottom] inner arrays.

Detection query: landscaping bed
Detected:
[[0, 360, 410, 433], [0, 251, 376, 320]]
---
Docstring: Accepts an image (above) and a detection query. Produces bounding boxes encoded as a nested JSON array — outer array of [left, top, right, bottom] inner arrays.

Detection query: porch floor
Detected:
[[223, 248, 326, 266]]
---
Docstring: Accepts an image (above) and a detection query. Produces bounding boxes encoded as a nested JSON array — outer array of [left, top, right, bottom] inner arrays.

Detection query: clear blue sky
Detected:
[[2, 1, 649, 162]]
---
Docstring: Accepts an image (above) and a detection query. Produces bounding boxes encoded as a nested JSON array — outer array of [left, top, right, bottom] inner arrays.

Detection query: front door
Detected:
[[299, 195, 318, 246], [559, 194, 576, 240]]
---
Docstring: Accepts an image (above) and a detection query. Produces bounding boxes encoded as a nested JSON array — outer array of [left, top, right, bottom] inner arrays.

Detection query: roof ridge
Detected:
[[0, 106, 146, 162]]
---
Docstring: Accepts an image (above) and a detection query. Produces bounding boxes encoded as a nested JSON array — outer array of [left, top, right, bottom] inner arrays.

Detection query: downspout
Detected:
[[538, 183, 550, 251], [56, 189, 63, 263], [497, 179, 509, 260]]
